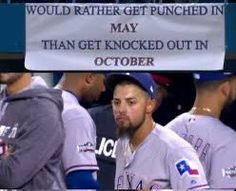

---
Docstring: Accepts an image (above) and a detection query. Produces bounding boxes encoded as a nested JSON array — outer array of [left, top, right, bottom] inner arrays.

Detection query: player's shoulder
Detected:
[[215, 120, 236, 144], [61, 90, 78, 105], [152, 124, 193, 150], [165, 112, 190, 129], [61, 90, 91, 119], [199, 117, 236, 145], [217, 120, 236, 134], [61, 90, 82, 110]]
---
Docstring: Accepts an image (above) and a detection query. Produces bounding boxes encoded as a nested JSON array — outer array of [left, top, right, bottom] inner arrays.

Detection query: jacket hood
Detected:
[[6, 88, 63, 112]]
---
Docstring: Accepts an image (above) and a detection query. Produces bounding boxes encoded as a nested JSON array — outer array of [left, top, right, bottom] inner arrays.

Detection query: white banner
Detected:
[[25, 3, 225, 71]]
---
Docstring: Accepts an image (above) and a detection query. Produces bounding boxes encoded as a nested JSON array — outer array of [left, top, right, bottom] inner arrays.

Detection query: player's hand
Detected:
[[0, 139, 10, 159]]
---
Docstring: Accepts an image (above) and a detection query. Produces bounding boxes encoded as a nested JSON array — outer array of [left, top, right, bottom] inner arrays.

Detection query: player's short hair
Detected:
[[193, 72, 235, 91], [195, 79, 227, 91]]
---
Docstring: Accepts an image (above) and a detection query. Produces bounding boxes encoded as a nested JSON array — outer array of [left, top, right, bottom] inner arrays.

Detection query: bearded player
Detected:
[[107, 72, 208, 190]]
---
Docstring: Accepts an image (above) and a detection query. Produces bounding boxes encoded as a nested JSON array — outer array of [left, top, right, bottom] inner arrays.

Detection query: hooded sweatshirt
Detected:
[[0, 76, 65, 189]]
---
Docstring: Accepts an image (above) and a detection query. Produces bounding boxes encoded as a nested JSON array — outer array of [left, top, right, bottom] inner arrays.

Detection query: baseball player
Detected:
[[107, 72, 208, 190], [0, 73, 65, 189], [88, 73, 173, 189], [166, 72, 236, 188], [56, 72, 106, 189]]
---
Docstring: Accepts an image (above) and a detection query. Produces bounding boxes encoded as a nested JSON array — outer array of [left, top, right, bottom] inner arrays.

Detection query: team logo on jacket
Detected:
[[77, 142, 95, 152], [175, 159, 199, 176], [222, 166, 236, 178], [0, 123, 18, 138]]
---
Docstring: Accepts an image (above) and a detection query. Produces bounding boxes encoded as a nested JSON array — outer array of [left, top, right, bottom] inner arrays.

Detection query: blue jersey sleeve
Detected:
[[66, 170, 100, 189]]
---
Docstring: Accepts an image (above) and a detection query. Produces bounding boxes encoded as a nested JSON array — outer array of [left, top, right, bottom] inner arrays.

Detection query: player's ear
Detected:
[[85, 73, 96, 85], [146, 98, 156, 114], [220, 81, 230, 98]]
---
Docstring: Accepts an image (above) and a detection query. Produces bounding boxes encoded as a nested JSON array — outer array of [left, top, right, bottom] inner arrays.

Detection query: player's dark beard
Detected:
[[116, 116, 145, 138], [117, 125, 139, 138]]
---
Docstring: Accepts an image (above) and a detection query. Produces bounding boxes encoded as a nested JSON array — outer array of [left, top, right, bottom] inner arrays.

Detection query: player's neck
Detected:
[[190, 106, 220, 118], [7, 74, 32, 96], [129, 120, 155, 152], [192, 94, 222, 118]]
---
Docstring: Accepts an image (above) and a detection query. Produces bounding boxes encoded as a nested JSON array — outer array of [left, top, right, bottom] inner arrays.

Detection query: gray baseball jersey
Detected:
[[61, 91, 98, 175], [166, 112, 236, 188], [115, 123, 208, 190]]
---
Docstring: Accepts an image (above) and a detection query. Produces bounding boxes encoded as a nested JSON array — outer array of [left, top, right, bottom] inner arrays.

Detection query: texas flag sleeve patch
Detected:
[[176, 159, 199, 176]]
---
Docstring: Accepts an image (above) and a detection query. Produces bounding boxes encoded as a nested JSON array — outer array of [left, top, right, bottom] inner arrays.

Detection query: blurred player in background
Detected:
[[166, 72, 236, 188], [56, 72, 106, 189], [107, 72, 208, 190], [0, 73, 65, 189], [152, 73, 195, 126]]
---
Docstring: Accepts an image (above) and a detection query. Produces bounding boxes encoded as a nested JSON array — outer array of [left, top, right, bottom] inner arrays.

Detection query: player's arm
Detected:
[[62, 109, 99, 188], [168, 147, 209, 190], [66, 170, 100, 189], [0, 100, 64, 188], [209, 145, 236, 188]]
